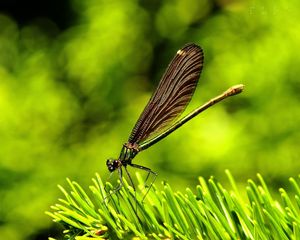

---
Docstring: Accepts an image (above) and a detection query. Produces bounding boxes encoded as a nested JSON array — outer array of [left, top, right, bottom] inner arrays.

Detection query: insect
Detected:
[[106, 43, 244, 192]]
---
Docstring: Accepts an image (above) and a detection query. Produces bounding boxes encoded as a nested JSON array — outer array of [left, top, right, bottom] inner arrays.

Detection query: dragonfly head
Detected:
[[106, 158, 121, 172]]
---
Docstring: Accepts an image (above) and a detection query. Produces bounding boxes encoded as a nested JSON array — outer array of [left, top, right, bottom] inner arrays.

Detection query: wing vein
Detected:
[[128, 43, 204, 145]]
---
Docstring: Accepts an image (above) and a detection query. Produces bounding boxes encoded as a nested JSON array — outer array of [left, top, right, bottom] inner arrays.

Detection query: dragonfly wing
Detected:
[[128, 43, 204, 145]]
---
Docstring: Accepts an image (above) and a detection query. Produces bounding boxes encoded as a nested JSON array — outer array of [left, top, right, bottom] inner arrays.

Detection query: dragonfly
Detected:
[[106, 43, 244, 192]]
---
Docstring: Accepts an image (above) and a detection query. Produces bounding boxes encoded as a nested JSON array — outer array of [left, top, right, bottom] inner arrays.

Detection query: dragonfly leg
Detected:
[[103, 167, 124, 203], [124, 166, 136, 192], [128, 163, 158, 202]]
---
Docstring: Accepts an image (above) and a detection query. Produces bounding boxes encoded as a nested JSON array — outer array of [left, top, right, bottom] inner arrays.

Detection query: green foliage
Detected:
[[47, 171, 300, 239]]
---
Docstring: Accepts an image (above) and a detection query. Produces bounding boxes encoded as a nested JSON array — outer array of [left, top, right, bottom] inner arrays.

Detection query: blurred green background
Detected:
[[0, 0, 300, 239]]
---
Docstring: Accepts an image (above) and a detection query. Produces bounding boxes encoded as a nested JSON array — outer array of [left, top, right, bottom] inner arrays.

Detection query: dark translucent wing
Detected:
[[128, 43, 204, 145]]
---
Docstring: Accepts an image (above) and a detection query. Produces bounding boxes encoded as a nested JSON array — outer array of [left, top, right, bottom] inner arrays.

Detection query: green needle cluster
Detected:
[[47, 171, 300, 239]]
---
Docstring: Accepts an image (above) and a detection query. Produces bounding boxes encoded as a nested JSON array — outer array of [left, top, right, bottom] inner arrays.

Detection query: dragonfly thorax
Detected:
[[106, 143, 140, 172]]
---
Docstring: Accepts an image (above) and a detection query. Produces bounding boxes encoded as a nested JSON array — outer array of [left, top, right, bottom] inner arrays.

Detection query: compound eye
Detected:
[[113, 160, 119, 167], [106, 158, 114, 165], [106, 159, 112, 166]]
